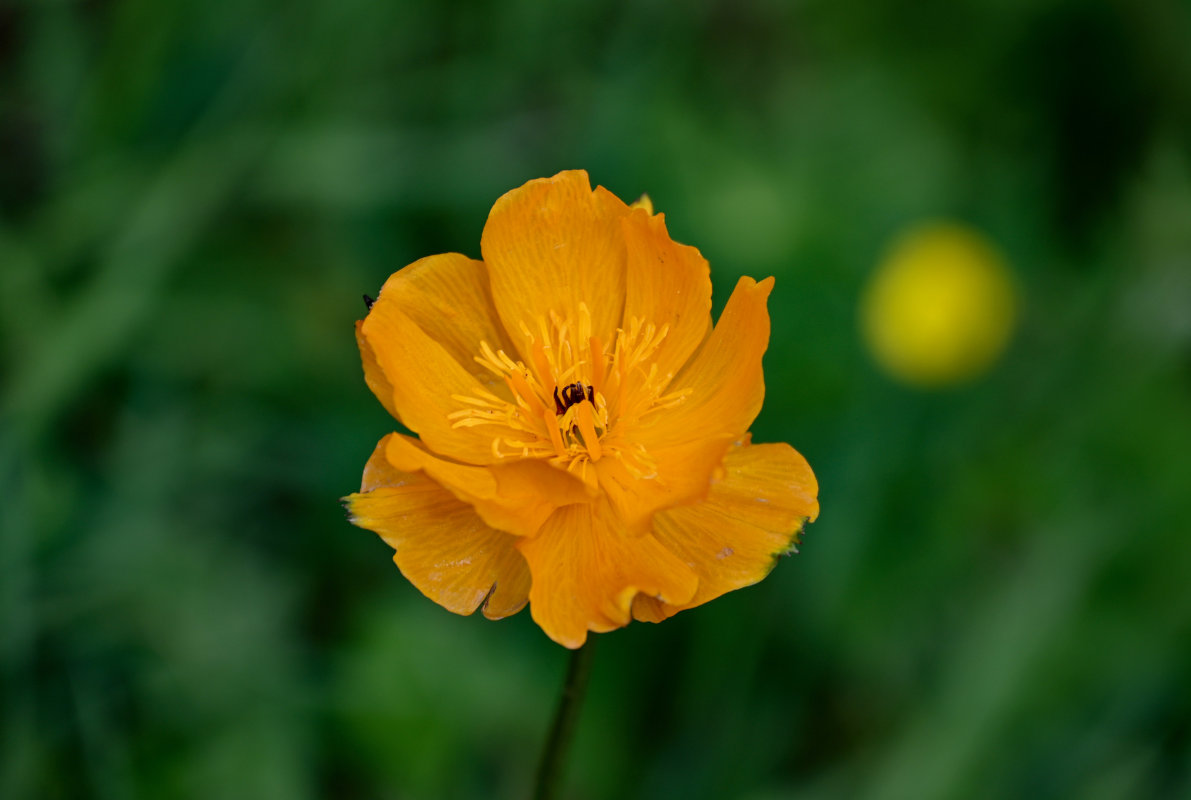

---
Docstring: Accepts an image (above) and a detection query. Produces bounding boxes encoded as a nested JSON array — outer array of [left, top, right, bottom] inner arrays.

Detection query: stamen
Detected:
[[497, 349, 519, 372], [647, 386, 693, 413], [574, 401, 602, 461], [450, 394, 502, 409], [531, 340, 555, 386], [507, 370, 547, 416], [588, 335, 605, 391], [544, 407, 566, 457], [475, 341, 507, 376]]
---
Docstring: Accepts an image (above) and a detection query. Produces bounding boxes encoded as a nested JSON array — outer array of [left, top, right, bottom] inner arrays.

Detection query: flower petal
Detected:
[[516, 501, 699, 648], [346, 435, 530, 619], [372, 253, 518, 391], [356, 319, 398, 420], [360, 292, 517, 464], [639, 276, 774, 449], [480, 170, 631, 362], [595, 433, 736, 536], [632, 440, 819, 622], [620, 211, 712, 382], [385, 433, 593, 538]]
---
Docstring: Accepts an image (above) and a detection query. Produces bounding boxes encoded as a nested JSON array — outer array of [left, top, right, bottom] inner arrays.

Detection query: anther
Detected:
[[554, 382, 592, 415]]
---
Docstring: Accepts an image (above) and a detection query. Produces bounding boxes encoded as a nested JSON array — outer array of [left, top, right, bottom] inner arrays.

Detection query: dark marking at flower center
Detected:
[[554, 382, 594, 415]]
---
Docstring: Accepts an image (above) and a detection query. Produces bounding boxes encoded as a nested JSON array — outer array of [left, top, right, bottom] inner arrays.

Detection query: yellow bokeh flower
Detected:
[[861, 222, 1017, 387], [344, 170, 819, 648]]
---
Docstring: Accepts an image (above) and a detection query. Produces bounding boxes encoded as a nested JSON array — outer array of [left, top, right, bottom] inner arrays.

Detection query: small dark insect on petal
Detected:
[[363, 294, 375, 311]]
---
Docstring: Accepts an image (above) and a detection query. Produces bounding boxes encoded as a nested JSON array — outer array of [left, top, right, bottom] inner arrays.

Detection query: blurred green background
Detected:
[[3, 0, 1191, 798]]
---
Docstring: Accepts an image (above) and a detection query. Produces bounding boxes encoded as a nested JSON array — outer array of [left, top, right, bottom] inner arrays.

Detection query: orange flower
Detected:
[[345, 170, 819, 648]]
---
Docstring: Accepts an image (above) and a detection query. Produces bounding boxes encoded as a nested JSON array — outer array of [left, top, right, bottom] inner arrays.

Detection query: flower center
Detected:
[[446, 303, 691, 484]]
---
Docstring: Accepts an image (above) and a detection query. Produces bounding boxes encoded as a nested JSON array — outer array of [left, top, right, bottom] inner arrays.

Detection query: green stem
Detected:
[[532, 638, 597, 800]]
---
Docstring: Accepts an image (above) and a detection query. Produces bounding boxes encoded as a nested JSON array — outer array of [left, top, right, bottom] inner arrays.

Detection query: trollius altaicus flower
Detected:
[[345, 170, 819, 648]]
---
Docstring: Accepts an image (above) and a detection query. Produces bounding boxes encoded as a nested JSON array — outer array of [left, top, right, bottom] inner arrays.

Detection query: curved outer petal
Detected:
[[480, 170, 631, 365], [356, 319, 398, 419], [385, 433, 593, 538], [516, 501, 699, 648], [637, 276, 774, 450], [371, 253, 519, 391], [620, 211, 713, 383], [360, 291, 518, 465], [631, 440, 819, 622], [345, 435, 530, 620]]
